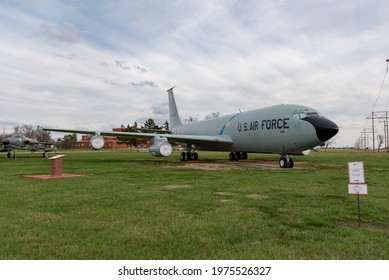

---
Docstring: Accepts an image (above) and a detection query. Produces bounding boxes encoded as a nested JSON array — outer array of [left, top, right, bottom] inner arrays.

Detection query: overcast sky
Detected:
[[1, 0, 389, 147]]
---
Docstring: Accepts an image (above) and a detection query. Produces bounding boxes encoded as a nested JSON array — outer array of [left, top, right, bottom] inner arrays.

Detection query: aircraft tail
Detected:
[[167, 87, 183, 129]]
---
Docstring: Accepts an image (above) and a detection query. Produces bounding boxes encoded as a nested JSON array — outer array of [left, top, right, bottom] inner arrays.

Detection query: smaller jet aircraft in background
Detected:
[[1, 134, 55, 159]]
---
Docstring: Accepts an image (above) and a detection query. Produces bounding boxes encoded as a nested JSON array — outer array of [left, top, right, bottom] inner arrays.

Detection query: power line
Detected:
[[372, 59, 389, 112], [360, 59, 389, 150]]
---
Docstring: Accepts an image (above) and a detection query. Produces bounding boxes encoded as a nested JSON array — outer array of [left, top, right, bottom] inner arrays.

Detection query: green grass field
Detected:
[[1, 149, 388, 259]]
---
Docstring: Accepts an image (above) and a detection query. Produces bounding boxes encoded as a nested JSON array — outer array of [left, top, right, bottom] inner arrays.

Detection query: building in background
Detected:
[[74, 128, 149, 149]]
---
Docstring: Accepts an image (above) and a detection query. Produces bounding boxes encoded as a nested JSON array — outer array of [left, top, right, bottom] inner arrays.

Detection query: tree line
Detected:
[[116, 119, 169, 149]]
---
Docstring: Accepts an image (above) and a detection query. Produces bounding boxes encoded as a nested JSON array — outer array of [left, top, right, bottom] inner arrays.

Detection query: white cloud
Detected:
[[36, 21, 79, 44], [129, 81, 158, 88]]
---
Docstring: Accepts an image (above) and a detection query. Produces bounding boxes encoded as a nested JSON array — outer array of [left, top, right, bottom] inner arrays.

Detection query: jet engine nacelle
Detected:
[[90, 134, 105, 150], [149, 135, 172, 157]]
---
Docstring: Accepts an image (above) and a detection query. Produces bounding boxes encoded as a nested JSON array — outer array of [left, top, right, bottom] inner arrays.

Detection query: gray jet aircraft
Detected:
[[43, 87, 338, 168], [1, 134, 55, 159]]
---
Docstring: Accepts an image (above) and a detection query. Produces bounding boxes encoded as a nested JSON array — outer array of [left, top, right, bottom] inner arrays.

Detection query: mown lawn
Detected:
[[0, 149, 388, 259]]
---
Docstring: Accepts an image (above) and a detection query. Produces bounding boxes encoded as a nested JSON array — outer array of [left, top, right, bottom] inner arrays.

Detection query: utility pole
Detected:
[[366, 111, 388, 152], [378, 113, 388, 152], [367, 59, 389, 153]]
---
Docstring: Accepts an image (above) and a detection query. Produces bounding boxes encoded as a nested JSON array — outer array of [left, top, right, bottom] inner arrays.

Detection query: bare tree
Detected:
[[324, 139, 336, 151], [37, 130, 53, 142], [355, 138, 363, 150], [204, 112, 220, 120], [185, 116, 198, 124], [14, 125, 35, 138], [13, 125, 53, 143]]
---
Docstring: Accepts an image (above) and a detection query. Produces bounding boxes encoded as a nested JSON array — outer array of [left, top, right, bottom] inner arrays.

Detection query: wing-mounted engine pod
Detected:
[[90, 134, 105, 150], [149, 135, 172, 157]]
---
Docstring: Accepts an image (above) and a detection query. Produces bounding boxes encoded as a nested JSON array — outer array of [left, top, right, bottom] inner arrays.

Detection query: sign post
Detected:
[[348, 162, 368, 227]]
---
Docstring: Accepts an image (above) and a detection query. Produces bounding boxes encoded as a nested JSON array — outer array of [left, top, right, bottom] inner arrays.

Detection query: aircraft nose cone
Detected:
[[2, 139, 10, 145], [303, 116, 339, 142]]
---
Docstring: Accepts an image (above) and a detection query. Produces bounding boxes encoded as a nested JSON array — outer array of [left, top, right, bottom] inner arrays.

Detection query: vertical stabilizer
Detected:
[[167, 87, 183, 129]]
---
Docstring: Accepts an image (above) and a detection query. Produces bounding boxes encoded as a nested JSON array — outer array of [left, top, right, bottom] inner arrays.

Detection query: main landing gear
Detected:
[[180, 144, 199, 162], [180, 151, 198, 162], [6, 151, 16, 159], [228, 152, 248, 161], [279, 154, 294, 168], [180, 151, 249, 162]]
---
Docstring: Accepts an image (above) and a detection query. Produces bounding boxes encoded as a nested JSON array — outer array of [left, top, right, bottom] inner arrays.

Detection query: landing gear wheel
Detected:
[[180, 152, 186, 162], [288, 158, 294, 168], [279, 157, 288, 168], [229, 152, 248, 161], [180, 151, 199, 162], [279, 155, 294, 168]]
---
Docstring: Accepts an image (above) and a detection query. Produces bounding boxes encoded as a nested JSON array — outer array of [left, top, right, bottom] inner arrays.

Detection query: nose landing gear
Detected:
[[279, 155, 294, 168]]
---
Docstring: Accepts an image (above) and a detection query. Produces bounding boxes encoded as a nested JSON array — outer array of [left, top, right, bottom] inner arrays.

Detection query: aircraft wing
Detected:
[[26, 139, 54, 145], [21, 137, 53, 146], [43, 128, 164, 140], [163, 134, 233, 150], [42, 128, 234, 149], [26, 138, 41, 144]]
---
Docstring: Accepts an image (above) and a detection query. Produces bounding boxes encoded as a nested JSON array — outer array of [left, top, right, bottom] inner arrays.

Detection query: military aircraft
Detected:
[[43, 87, 338, 168], [1, 134, 55, 159]]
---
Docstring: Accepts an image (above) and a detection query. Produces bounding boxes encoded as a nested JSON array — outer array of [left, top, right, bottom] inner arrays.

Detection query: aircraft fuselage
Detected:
[[172, 104, 336, 155]]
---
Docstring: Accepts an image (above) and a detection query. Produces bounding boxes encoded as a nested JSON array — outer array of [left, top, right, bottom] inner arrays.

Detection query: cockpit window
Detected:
[[306, 112, 320, 117], [292, 111, 321, 119], [292, 113, 307, 119]]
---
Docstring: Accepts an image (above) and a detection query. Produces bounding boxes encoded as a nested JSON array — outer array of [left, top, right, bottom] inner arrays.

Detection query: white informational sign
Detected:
[[348, 184, 368, 195], [348, 162, 365, 184]]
